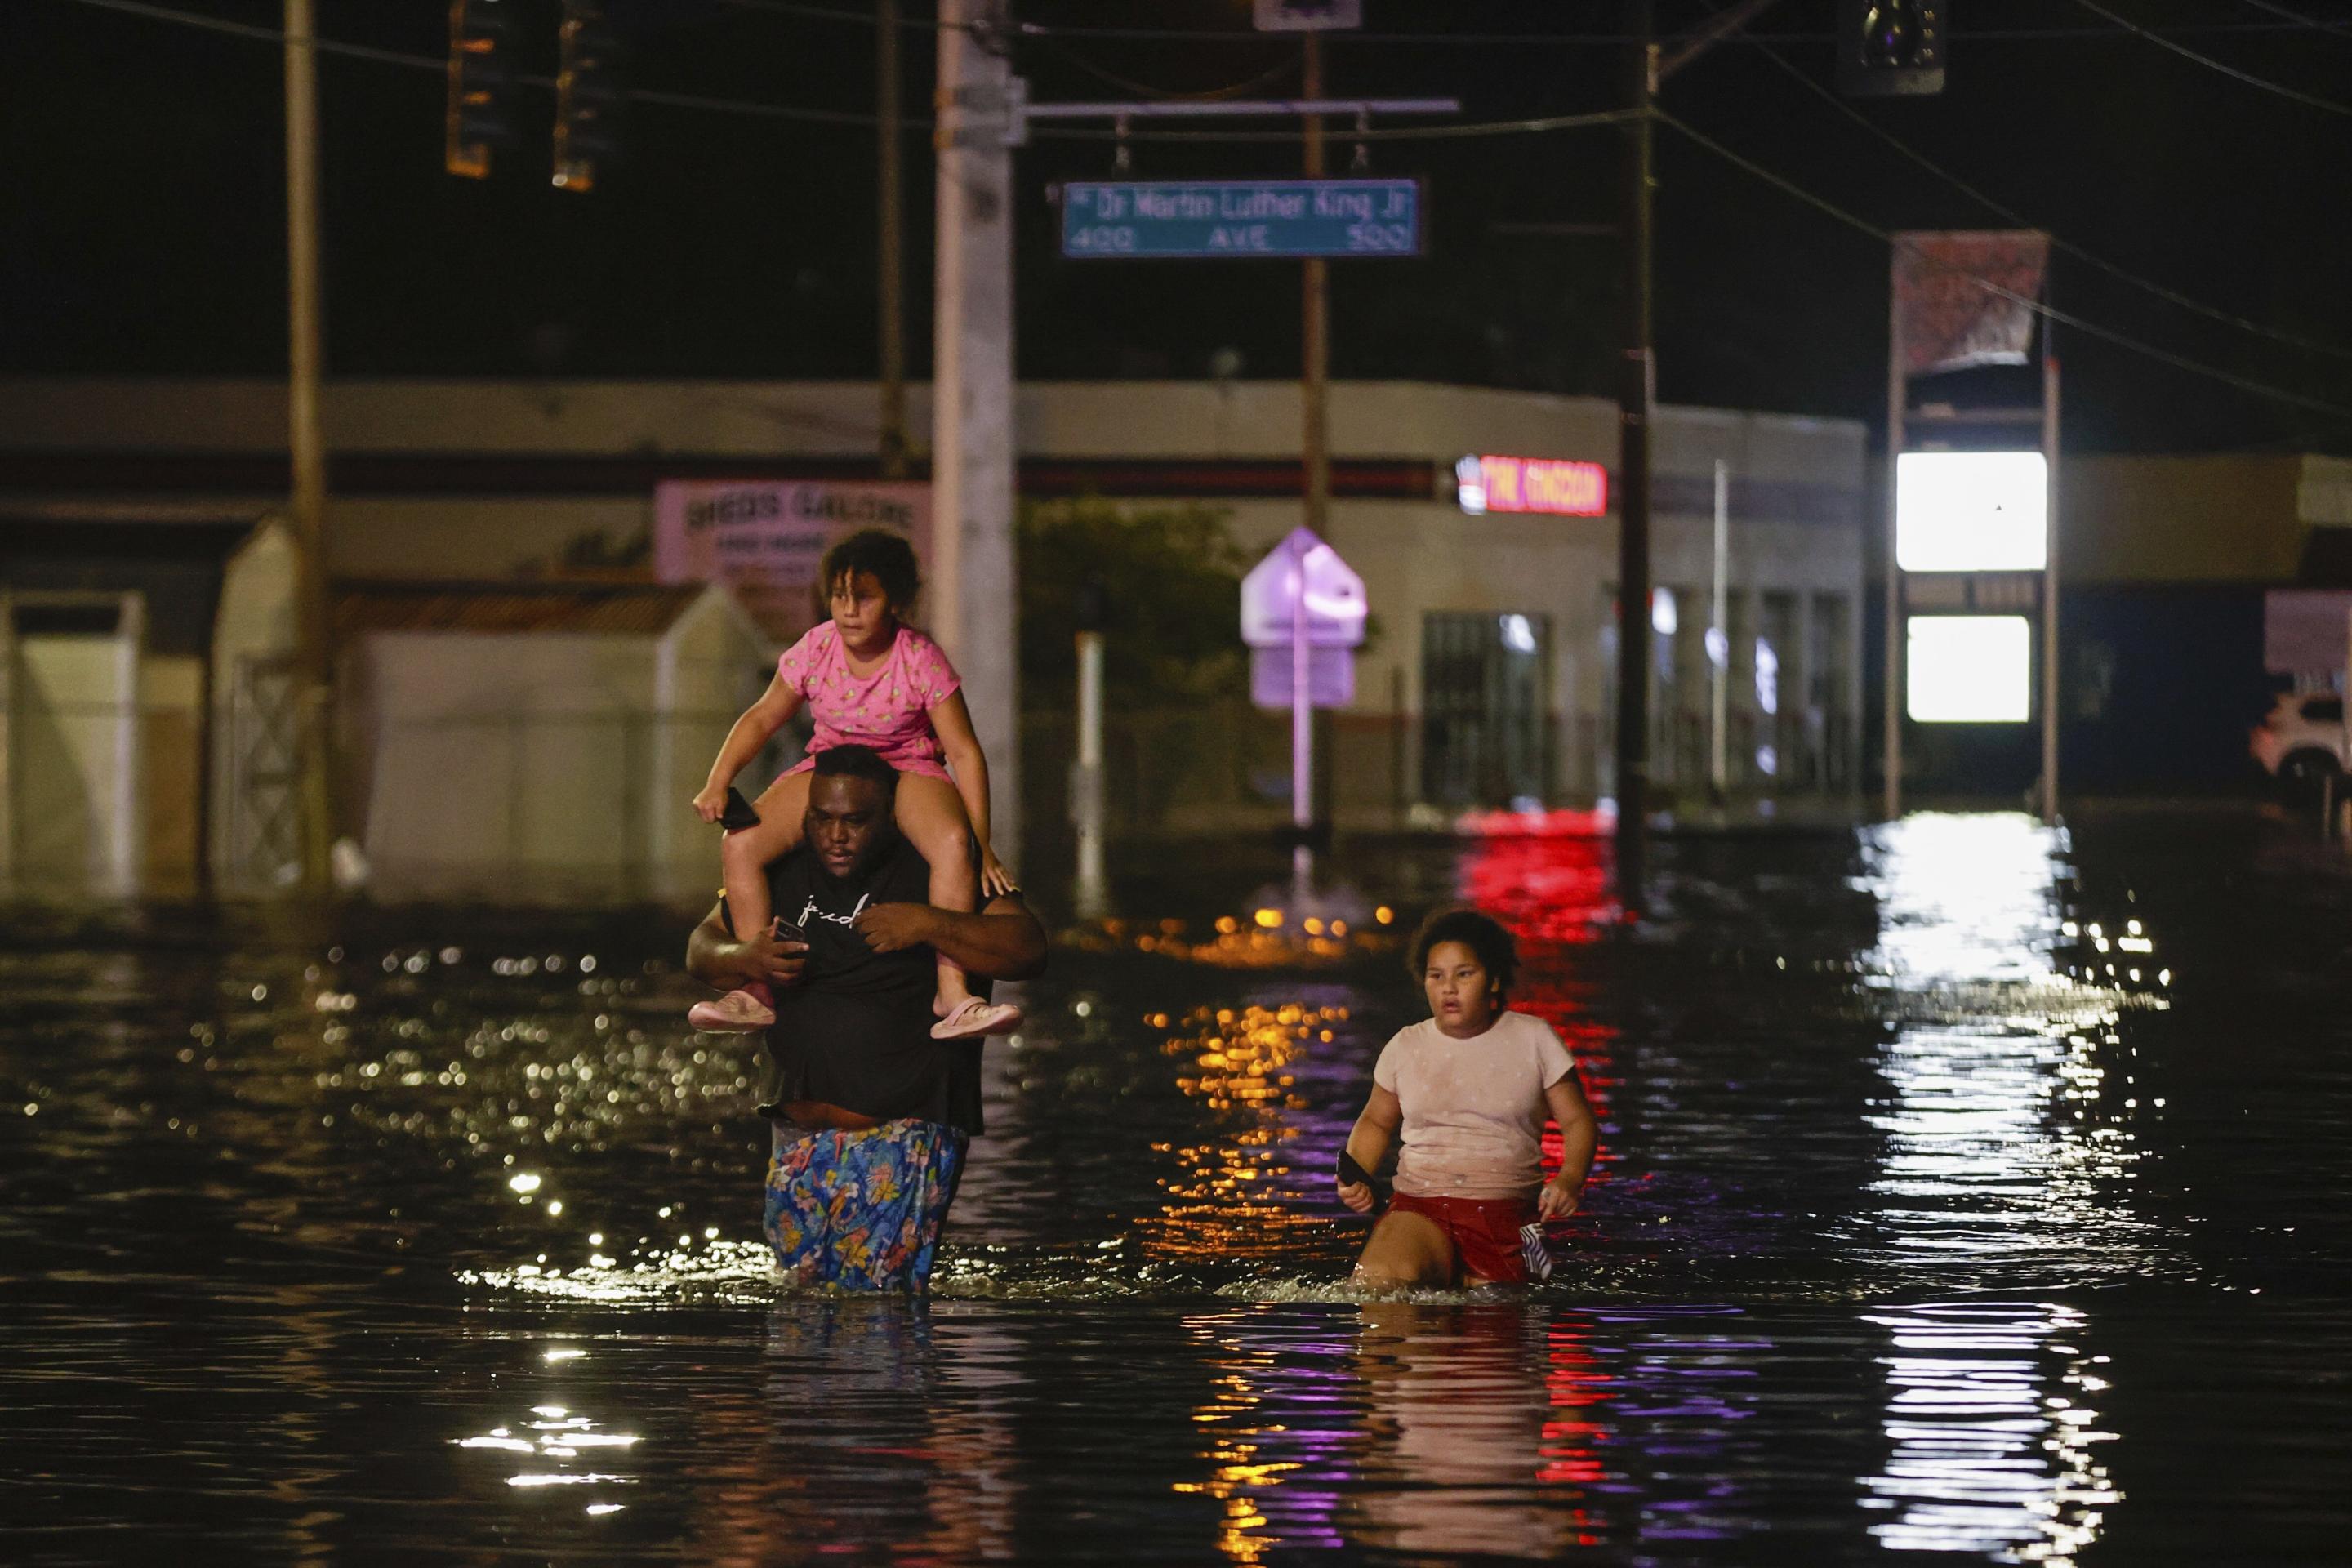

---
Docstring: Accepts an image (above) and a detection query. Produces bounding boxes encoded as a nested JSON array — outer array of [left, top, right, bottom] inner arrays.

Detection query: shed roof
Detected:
[[332, 578, 710, 637]]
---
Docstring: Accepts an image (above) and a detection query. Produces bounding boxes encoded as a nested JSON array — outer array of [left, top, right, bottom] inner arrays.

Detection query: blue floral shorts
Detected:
[[762, 1118, 969, 1292]]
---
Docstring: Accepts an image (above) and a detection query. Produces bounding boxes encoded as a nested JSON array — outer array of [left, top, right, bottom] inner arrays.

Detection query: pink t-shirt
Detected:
[[776, 621, 960, 780], [1373, 1010, 1577, 1201]]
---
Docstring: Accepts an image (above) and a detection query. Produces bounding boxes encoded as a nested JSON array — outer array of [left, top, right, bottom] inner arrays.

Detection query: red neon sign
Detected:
[[1459, 454, 1609, 518]]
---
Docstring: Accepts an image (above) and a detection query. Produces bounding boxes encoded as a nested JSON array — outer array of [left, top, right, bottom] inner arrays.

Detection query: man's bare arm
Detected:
[[685, 902, 809, 991], [852, 894, 1048, 981]]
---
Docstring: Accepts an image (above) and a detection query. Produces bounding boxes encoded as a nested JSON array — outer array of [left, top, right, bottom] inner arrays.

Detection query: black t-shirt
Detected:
[[741, 833, 986, 1135]]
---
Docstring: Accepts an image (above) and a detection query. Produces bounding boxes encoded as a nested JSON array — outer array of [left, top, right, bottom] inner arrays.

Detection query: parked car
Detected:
[[2251, 692, 2347, 789]]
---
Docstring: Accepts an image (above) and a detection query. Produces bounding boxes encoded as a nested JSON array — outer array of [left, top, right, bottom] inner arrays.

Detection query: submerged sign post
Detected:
[[1242, 528, 1366, 842], [1062, 180, 1421, 259]]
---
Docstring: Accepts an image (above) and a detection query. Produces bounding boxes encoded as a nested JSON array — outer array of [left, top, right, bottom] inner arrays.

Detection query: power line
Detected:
[[2072, 0, 2352, 115], [1029, 37, 1298, 104], [1717, 11, 2352, 364], [1027, 106, 1642, 145], [65, 0, 442, 72], [1653, 107, 2352, 423], [2232, 0, 2352, 41], [702, 1, 2352, 48], [718, 0, 953, 28], [48, 0, 1606, 142], [56, 0, 912, 127], [1009, 16, 2337, 46], [55, 0, 2352, 415]]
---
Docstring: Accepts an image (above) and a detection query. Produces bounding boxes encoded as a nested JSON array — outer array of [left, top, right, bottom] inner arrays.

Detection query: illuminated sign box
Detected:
[[1908, 615, 2031, 724], [1896, 450, 2048, 573], [1457, 455, 1609, 517]]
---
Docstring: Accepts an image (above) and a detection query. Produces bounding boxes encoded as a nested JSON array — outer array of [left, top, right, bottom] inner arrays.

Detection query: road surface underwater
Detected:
[[5, 810, 2348, 1564]]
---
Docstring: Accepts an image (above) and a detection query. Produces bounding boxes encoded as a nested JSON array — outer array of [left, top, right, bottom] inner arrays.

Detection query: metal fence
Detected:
[[5, 688, 1863, 900], [1022, 697, 1863, 839], [354, 706, 768, 905]]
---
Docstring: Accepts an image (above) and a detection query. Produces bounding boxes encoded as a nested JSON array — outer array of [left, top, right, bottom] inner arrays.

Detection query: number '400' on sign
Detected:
[[1060, 179, 1423, 261]]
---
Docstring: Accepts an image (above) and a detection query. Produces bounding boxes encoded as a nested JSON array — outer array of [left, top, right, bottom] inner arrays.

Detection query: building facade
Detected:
[[0, 377, 1869, 889]]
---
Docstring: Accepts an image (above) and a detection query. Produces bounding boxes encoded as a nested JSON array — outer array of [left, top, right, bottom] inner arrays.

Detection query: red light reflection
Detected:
[[1455, 831, 1619, 1187]]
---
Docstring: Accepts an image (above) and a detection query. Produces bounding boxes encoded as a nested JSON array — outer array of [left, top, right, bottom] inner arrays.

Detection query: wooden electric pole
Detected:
[[878, 0, 908, 479], [1614, 0, 1656, 918], [1302, 33, 1330, 537], [284, 0, 333, 892]]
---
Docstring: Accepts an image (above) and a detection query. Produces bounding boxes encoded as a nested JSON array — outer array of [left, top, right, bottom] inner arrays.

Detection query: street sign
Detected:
[[1241, 527, 1368, 649], [1243, 528, 1364, 714], [1252, 646, 1355, 709], [1254, 0, 1361, 29], [1062, 180, 1421, 260]]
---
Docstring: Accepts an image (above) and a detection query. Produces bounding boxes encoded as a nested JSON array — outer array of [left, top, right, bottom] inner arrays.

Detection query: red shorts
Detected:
[[1389, 1192, 1538, 1285]]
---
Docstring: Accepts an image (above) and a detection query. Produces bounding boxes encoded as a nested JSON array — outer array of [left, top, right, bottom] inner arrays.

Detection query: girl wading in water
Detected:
[[1338, 909, 1598, 1288]]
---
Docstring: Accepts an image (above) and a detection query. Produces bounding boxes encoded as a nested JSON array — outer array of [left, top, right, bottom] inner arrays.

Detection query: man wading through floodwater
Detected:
[[686, 745, 1046, 1290]]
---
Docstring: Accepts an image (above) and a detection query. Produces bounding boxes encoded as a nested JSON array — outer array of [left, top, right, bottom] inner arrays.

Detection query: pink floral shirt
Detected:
[[777, 621, 960, 778]]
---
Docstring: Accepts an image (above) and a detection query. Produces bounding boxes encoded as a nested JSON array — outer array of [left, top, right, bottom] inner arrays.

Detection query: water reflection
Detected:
[[1867, 813, 2066, 987], [1862, 815, 2134, 1557], [1141, 996, 1360, 1267], [1174, 1307, 1354, 1560], [1863, 814, 2150, 1271], [9, 816, 2343, 1562], [681, 1302, 1021, 1562], [1167, 1302, 1792, 1561], [1456, 829, 1623, 1232], [1864, 1301, 2118, 1561], [452, 1384, 640, 1516], [1345, 1304, 1586, 1558], [1060, 905, 1397, 969]]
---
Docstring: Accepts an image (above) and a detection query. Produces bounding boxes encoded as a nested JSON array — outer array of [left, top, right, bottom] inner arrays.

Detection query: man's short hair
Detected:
[[811, 744, 899, 802], [1406, 906, 1519, 1001]]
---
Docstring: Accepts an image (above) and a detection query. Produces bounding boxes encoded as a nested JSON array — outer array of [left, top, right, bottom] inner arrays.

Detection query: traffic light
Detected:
[[554, 0, 627, 193], [1837, 0, 1945, 97], [444, 0, 513, 178]]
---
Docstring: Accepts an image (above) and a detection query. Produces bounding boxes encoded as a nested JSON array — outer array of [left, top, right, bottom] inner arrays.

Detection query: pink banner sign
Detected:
[[1893, 230, 2051, 380], [653, 479, 931, 645]]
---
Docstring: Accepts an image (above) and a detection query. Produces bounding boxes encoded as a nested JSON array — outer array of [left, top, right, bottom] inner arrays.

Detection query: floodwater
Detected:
[[5, 808, 2349, 1566]]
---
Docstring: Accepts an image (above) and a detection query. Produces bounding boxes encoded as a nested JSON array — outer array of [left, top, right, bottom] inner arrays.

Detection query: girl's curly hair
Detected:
[[1405, 906, 1518, 1003]]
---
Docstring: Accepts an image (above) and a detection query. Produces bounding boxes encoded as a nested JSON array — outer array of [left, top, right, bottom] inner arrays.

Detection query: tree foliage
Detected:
[[1018, 496, 1248, 712]]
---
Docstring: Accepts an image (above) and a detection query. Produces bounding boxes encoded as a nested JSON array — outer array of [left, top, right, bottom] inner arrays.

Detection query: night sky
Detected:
[[7, 0, 2350, 452]]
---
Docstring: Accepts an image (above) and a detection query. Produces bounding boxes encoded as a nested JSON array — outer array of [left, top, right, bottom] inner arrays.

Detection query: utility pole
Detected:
[[1710, 457, 1730, 804], [1614, 0, 1656, 917], [933, 0, 1020, 865], [877, 0, 908, 479], [1298, 33, 1330, 878], [1883, 253, 1905, 821], [1301, 34, 1330, 538], [2040, 350, 2061, 826], [284, 0, 333, 892]]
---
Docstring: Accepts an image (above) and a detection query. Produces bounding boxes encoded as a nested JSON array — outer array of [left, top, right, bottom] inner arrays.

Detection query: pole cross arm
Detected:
[[1657, 0, 1785, 82]]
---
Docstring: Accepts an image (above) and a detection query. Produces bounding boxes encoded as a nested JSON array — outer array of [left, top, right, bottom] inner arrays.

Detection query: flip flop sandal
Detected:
[[689, 988, 775, 1031], [930, 997, 1022, 1040]]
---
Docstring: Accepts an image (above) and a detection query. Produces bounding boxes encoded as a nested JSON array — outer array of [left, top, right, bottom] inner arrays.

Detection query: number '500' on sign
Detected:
[[1060, 180, 1423, 260]]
